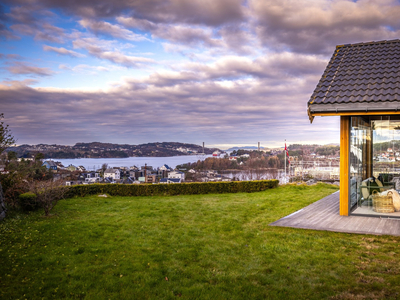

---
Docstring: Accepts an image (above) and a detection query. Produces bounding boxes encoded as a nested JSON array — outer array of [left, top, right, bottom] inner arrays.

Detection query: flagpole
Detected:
[[284, 139, 286, 183]]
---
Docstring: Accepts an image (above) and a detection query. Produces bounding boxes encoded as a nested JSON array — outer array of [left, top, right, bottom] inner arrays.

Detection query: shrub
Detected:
[[30, 180, 68, 216], [66, 180, 279, 198], [19, 192, 38, 211]]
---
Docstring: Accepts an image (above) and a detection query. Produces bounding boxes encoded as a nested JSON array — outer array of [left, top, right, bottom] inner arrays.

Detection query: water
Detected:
[[49, 155, 213, 171]]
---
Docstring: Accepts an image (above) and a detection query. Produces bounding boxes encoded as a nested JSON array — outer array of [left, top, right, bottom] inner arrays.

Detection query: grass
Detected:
[[1, 183, 400, 299]]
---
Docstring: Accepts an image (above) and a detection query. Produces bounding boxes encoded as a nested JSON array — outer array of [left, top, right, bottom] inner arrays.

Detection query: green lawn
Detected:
[[1, 183, 400, 299]]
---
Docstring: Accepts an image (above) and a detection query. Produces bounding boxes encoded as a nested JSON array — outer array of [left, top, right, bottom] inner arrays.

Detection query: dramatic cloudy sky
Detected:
[[1, 0, 400, 148]]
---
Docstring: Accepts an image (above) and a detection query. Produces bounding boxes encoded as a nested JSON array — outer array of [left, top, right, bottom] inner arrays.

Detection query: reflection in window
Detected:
[[350, 115, 400, 217]]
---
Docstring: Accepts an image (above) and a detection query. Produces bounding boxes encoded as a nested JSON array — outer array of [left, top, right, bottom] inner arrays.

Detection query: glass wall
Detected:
[[350, 115, 400, 217]]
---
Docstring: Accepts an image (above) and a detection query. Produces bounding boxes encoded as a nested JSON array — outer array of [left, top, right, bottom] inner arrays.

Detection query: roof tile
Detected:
[[309, 39, 400, 108]]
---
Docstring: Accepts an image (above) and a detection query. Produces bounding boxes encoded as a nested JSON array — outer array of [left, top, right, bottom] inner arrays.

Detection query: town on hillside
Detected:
[[1, 143, 342, 185]]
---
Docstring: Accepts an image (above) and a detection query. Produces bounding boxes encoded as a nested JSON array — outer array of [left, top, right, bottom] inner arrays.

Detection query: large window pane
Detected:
[[351, 115, 400, 217]]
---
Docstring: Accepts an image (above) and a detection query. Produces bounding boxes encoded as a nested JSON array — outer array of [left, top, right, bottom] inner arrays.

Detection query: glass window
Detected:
[[350, 115, 400, 217]]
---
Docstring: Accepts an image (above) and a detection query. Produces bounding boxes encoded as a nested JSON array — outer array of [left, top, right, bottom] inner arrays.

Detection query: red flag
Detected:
[[285, 143, 290, 164]]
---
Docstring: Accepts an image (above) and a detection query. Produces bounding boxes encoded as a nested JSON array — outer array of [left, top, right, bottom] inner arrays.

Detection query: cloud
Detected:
[[0, 50, 338, 146], [79, 19, 148, 41], [59, 63, 111, 74], [9, 0, 245, 26], [43, 45, 85, 57], [72, 37, 154, 67], [250, 0, 400, 54], [7, 62, 54, 76], [118, 16, 223, 48], [7, 5, 65, 43], [142, 52, 327, 87], [0, 4, 19, 40]]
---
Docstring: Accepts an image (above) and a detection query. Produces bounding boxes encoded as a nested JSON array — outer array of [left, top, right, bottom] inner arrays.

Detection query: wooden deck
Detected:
[[269, 191, 400, 236]]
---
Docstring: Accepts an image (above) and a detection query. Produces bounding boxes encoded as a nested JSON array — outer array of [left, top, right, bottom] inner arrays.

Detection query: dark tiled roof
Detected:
[[308, 40, 400, 117]]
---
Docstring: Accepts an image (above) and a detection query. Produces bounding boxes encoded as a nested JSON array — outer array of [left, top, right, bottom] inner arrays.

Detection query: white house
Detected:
[[104, 168, 120, 180], [168, 171, 185, 181], [159, 164, 173, 171], [84, 172, 100, 183], [160, 178, 182, 184]]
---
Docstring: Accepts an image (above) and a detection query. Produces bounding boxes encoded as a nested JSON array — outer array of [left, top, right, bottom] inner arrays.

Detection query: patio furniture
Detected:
[[359, 177, 393, 209]]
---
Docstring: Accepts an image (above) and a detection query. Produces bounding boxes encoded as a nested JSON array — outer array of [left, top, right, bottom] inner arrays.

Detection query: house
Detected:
[[104, 177, 116, 184], [168, 171, 185, 181], [159, 164, 173, 171], [308, 39, 400, 217], [212, 150, 220, 157], [42, 160, 57, 170], [17, 157, 34, 162], [66, 164, 77, 172], [104, 168, 120, 180], [159, 178, 182, 184], [81, 172, 100, 183], [138, 175, 157, 183], [65, 181, 82, 186], [77, 165, 86, 172], [229, 156, 237, 161], [55, 162, 65, 170]]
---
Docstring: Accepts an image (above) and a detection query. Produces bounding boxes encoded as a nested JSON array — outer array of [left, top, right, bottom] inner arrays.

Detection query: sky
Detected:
[[1, 0, 400, 149]]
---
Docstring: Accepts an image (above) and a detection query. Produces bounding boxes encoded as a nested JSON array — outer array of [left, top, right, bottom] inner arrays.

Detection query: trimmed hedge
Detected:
[[19, 192, 38, 211], [65, 180, 279, 198]]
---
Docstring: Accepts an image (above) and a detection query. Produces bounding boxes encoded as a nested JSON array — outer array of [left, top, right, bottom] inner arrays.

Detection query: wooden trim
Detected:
[[340, 116, 350, 216], [312, 111, 400, 117]]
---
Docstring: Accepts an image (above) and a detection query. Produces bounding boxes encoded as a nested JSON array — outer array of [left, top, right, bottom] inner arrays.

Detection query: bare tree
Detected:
[[29, 179, 68, 216], [0, 113, 16, 156]]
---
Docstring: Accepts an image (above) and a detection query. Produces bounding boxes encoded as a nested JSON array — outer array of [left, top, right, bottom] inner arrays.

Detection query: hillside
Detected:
[[7, 142, 220, 159]]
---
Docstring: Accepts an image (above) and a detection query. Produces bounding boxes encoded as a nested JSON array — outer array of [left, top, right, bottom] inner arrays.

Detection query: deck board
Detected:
[[270, 191, 400, 236]]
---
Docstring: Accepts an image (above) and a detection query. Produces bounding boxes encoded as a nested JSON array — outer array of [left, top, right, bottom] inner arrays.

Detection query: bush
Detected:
[[66, 180, 279, 198], [19, 192, 38, 211]]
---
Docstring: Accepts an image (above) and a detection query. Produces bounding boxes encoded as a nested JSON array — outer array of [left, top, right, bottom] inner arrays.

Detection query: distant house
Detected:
[[82, 172, 100, 183], [65, 181, 82, 186], [212, 150, 221, 157], [159, 164, 173, 171], [240, 154, 250, 158], [104, 168, 120, 180], [17, 157, 34, 162], [42, 160, 57, 170], [160, 178, 182, 184], [229, 156, 237, 161], [104, 177, 116, 184], [77, 165, 86, 172], [55, 162, 65, 170], [168, 171, 185, 181], [66, 164, 77, 172], [138, 175, 157, 183]]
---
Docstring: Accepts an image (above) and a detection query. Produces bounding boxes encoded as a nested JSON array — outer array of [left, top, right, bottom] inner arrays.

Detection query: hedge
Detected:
[[65, 180, 279, 198], [19, 192, 39, 211]]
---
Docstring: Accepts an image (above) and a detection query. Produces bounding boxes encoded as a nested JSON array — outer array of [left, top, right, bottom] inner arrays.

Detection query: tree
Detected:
[[7, 151, 17, 161], [35, 153, 45, 161], [29, 179, 68, 216], [0, 113, 16, 155]]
